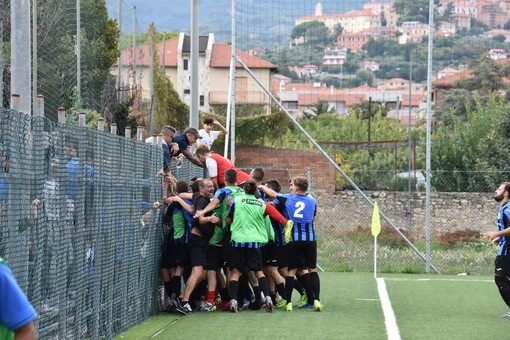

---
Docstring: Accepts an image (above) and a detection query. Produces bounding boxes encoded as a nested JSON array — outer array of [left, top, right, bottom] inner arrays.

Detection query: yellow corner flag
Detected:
[[371, 202, 381, 237]]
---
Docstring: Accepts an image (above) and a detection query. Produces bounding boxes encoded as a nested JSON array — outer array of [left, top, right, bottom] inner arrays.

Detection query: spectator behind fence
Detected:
[[172, 128, 205, 168], [194, 144, 251, 188], [197, 118, 228, 150], [0, 257, 37, 340]]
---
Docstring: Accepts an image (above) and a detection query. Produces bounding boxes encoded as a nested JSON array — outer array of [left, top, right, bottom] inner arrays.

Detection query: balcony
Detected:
[[209, 91, 271, 105]]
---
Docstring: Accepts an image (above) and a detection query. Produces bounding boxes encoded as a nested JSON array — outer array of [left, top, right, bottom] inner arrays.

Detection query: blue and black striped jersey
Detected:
[[498, 201, 510, 256], [277, 193, 318, 242]]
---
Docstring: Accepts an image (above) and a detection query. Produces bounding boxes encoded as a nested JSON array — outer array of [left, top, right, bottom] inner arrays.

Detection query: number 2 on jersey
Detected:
[[294, 201, 305, 218]]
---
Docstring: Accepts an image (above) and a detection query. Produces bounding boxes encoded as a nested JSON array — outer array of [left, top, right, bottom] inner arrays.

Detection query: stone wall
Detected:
[[235, 146, 496, 238], [313, 190, 496, 238]]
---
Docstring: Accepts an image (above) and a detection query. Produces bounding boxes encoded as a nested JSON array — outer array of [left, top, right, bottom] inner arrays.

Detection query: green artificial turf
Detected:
[[116, 272, 504, 340]]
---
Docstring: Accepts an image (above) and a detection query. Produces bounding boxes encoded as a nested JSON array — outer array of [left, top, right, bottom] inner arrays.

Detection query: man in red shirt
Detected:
[[194, 144, 251, 188]]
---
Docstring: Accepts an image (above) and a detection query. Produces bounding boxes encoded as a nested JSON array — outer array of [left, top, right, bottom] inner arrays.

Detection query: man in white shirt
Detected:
[[198, 118, 228, 150]]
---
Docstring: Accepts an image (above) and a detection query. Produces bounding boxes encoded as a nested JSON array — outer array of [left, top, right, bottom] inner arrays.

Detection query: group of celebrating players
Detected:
[[160, 165, 322, 315], [156, 118, 322, 315]]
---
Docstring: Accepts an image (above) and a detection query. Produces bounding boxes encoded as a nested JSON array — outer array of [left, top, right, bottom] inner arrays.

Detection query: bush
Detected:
[[436, 229, 481, 248], [347, 226, 414, 249]]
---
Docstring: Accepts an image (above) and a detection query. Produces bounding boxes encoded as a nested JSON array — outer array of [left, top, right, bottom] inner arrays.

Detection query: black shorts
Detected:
[[187, 234, 209, 268], [160, 240, 173, 269], [170, 242, 188, 268], [495, 255, 510, 277], [261, 242, 275, 265], [205, 244, 223, 271], [273, 246, 288, 268], [222, 231, 231, 265], [228, 246, 263, 272], [287, 241, 317, 270]]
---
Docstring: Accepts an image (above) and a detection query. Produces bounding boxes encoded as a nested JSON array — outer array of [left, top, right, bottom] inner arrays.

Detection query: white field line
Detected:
[[383, 277, 492, 283], [376, 277, 401, 340], [150, 319, 178, 338]]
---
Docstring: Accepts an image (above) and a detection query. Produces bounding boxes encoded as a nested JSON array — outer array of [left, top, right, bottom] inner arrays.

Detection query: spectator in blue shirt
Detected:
[[172, 127, 205, 168], [0, 257, 37, 339]]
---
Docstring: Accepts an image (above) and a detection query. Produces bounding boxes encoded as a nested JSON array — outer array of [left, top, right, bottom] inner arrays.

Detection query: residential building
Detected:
[[273, 79, 425, 120], [398, 22, 429, 44], [296, 5, 380, 34], [451, 0, 477, 17], [476, 1, 508, 29], [362, 61, 380, 72], [323, 46, 347, 65], [489, 48, 507, 60], [450, 13, 471, 30], [436, 67, 460, 80], [363, 0, 399, 27], [117, 33, 277, 115], [484, 29, 510, 42], [337, 33, 371, 52], [288, 65, 319, 78]]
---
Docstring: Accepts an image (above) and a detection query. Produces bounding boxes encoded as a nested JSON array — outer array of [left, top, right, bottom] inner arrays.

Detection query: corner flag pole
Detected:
[[372, 202, 381, 278]]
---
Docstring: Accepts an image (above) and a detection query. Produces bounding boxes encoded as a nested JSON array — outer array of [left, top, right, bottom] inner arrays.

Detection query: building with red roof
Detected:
[[117, 33, 277, 114]]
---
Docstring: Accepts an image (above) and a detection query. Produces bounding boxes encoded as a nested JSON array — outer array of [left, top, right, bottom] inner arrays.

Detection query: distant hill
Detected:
[[105, 0, 382, 48]]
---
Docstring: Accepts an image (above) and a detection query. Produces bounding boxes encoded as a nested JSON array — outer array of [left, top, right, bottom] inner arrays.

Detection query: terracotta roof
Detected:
[[298, 8, 376, 21], [274, 74, 292, 81], [119, 38, 276, 70], [433, 69, 472, 88], [210, 44, 277, 69], [119, 36, 179, 67], [386, 78, 409, 84]]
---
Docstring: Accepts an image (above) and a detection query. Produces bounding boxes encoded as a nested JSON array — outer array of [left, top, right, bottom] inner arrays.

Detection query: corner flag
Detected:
[[371, 202, 381, 237]]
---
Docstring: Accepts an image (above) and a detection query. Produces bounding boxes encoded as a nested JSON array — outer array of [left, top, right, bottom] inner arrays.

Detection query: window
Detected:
[[200, 95, 205, 106], [183, 59, 189, 70], [184, 89, 190, 95]]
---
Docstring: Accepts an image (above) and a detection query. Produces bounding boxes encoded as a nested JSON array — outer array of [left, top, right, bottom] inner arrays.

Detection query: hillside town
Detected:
[[119, 0, 510, 126]]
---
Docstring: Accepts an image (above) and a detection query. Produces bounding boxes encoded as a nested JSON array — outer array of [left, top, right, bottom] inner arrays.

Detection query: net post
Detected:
[[58, 107, 66, 124], [35, 95, 44, 117], [97, 117, 105, 131], [10, 93, 20, 111], [78, 111, 86, 127]]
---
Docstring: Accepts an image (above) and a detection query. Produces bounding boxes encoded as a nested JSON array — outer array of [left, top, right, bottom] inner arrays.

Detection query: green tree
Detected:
[[393, 0, 439, 23], [150, 25, 189, 132], [434, 88, 474, 125], [355, 69, 375, 86], [431, 96, 510, 192], [291, 21, 328, 43], [350, 99, 389, 120], [33, 0, 119, 120], [460, 54, 508, 94], [332, 24, 343, 37], [492, 35, 506, 43]]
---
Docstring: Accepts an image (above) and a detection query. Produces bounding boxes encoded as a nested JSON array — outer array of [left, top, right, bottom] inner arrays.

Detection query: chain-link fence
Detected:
[[0, 107, 163, 338], [1, 0, 148, 124], [234, 145, 500, 276]]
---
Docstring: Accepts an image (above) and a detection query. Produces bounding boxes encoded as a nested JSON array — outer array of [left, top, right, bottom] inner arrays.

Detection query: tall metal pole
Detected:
[[32, 0, 38, 115], [117, 0, 122, 101], [226, 0, 237, 161], [0, 21, 3, 107], [162, 34, 166, 72], [149, 25, 155, 136], [76, 0, 81, 104], [190, 0, 199, 128], [425, 0, 435, 273], [11, 0, 31, 114], [132, 6, 136, 86], [407, 51, 413, 232]]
